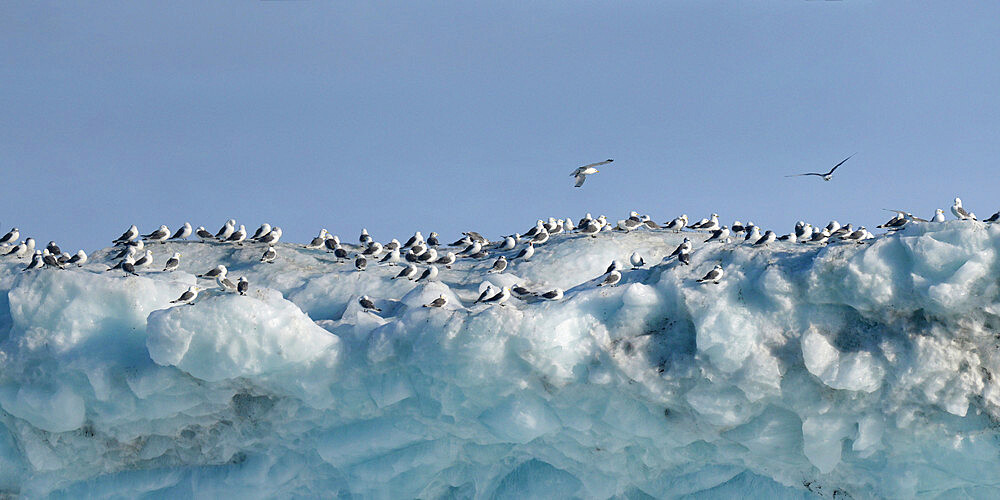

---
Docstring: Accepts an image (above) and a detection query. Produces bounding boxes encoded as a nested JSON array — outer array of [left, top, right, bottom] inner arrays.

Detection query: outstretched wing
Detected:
[[784, 172, 824, 178], [574, 174, 587, 187], [580, 159, 613, 169], [826, 153, 855, 175]]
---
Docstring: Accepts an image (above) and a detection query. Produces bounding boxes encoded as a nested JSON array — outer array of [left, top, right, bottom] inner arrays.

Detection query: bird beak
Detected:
[[594, 170, 599, 173]]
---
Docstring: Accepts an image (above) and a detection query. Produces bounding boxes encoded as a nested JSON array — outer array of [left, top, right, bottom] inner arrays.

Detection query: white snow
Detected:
[[0, 219, 998, 497]]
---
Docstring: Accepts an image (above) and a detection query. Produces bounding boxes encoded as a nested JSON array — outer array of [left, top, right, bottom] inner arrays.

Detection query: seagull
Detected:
[[226, 225, 247, 244], [46, 241, 62, 255], [932, 209, 947, 223], [261, 246, 277, 263], [599, 270, 621, 287], [379, 247, 401, 265], [195, 226, 215, 240], [435, 251, 456, 269], [498, 236, 516, 251], [668, 238, 693, 265], [754, 230, 776, 246], [689, 214, 720, 231], [426, 232, 440, 246], [489, 256, 508, 273], [417, 248, 438, 263], [197, 264, 226, 279], [423, 295, 447, 308], [393, 263, 418, 280], [143, 225, 170, 243], [571, 159, 613, 187], [215, 219, 236, 240], [170, 286, 199, 305], [697, 264, 724, 284], [512, 284, 534, 298], [122, 255, 138, 277], [403, 231, 423, 249], [237, 277, 249, 296], [415, 265, 439, 282], [258, 227, 282, 245], [362, 241, 384, 258], [112, 240, 141, 260], [23, 251, 44, 272], [359, 295, 380, 312], [217, 274, 238, 293], [42, 250, 65, 270], [67, 250, 88, 267], [743, 225, 761, 244], [250, 223, 272, 241], [731, 221, 745, 234], [630, 251, 645, 268], [705, 226, 730, 243], [514, 241, 535, 261], [663, 215, 688, 232], [474, 285, 496, 304], [169, 223, 193, 240], [0, 228, 18, 245], [785, 154, 854, 181], [579, 221, 602, 237], [951, 197, 976, 220], [163, 252, 181, 271], [359, 228, 372, 245], [540, 288, 564, 301], [113, 225, 138, 244], [985, 211, 1000, 223], [531, 230, 549, 245], [133, 250, 154, 269], [483, 287, 511, 306], [355, 256, 367, 271]]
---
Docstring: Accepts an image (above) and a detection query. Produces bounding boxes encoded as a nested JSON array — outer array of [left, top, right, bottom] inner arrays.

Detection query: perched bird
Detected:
[[197, 264, 227, 279], [169, 222, 193, 240], [133, 250, 154, 269], [489, 256, 508, 273], [985, 211, 1000, 223], [163, 252, 181, 272], [359, 228, 372, 245], [580, 221, 602, 237], [57, 252, 71, 265], [474, 285, 496, 304], [379, 247, 401, 265], [415, 265, 439, 282], [42, 250, 65, 270], [258, 227, 282, 245], [951, 197, 976, 220], [362, 241, 383, 258], [170, 286, 199, 305], [514, 241, 535, 261], [67, 250, 88, 267], [731, 221, 746, 234], [22, 251, 44, 272], [571, 159, 613, 187], [663, 215, 688, 232], [113, 225, 138, 244], [531, 230, 549, 245], [359, 295, 380, 312], [697, 264, 724, 284], [250, 223, 272, 241], [483, 287, 511, 306], [423, 295, 447, 308], [426, 232, 440, 246], [112, 240, 141, 260], [143, 225, 170, 243], [605, 260, 620, 274], [333, 245, 349, 262], [306, 229, 329, 249], [630, 251, 645, 268], [195, 226, 215, 240], [226, 225, 247, 244], [876, 213, 906, 230], [705, 226, 729, 243], [215, 219, 236, 240], [417, 247, 437, 263], [669, 238, 693, 265], [689, 214, 720, 231], [435, 251, 456, 269], [754, 230, 776, 246], [355, 256, 367, 271], [46, 241, 62, 255], [540, 288, 564, 301], [0, 228, 18, 245], [403, 231, 423, 249], [785, 154, 854, 181], [122, 256, 138, 277], [260, 246, 277, 263], [217, 274, 238, 292], [393, 264, 418, 280], [743, 226, 762, 244], [932, 209, 947, 223], [237, 277, 249, 296], [599, 270, 622, 287], [499, 236, 516, 251]]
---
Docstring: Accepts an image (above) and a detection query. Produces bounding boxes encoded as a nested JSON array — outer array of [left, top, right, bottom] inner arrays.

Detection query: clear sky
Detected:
[[3, 2, 998, 252]]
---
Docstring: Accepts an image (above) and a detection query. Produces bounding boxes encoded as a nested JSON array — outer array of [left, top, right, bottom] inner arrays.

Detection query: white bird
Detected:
[[415, 265, 439, 282], [113, 225, 138, 244], [197, 264, 227, 279], [226, 225, 247, 244], [58, 252, 72, 265], [630, 251, 645, 268], [785, 154, 854, 181], [195, 226, 215, 240], [580, 221, 602, 237], [163, 252, 181, 271], [0, 228, 19, 245], [531, 230, 549, 245], [121, 255, 138, 276], [705, 226, 729, 244], [932, 209, 946, 222], [489, 256, 508, 273], [571, 159, 613, 187], [668, 238, 693, 264], [379, 247, 402, 265], [359, 295, 380, 312], [435, 251, 456, 269], [393, 264, 418, 280], [483, 287, 511, 306], [540, 288, 564, 301], [67, 250, 88, 267], [417, 247, 438, 263], [499, 236, 516, 251], [664, 215, 688, 232], [355, 256, 367, 271], [599, 270, 621, 287], [426, 232, 440, 246], [754, 230, 776, 246], [215, 219, 236, 240], [42, 250, 65, 270], [143, 225, 170, 243], [306, 229, 329, 249], [133, 250, 154, 269], [952, 197, 976, 220], [170, 286, 199, 305], [514, 242, 535, 261], [403, 231, 424, 248], [474, 285, 495, 304], [359, 228, 372, 244], [169, 222, 192, 240], [423, 295, 447, 308], [237, 277, 249, 296], [217, 273, 238, 292], [259, 227, 282, 245], [261, 246, 277, 263], [363, 241, 384, 258], [697, 265, 724, 284], [23, 250, 44, 271], [743, 226, 762, 244], [250, 223, 272, 241]]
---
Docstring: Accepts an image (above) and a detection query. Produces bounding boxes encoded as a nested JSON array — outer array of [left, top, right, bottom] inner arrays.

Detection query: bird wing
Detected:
[[580, 159, 613, 169], [574, 174, 587, 187], [785, 172, 824, 177], [826, 153, 855, 175]]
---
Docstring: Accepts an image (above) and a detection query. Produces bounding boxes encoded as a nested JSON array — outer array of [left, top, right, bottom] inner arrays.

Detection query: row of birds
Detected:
[[4, 196, 997, 308]]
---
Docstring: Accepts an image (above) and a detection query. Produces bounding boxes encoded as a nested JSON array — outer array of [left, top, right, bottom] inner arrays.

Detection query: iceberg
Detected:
[[1, 219, 1000, 497]]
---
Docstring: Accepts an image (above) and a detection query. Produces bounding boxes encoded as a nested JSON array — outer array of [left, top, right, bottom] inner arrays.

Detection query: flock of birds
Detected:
[[2, 194, 996, 316]]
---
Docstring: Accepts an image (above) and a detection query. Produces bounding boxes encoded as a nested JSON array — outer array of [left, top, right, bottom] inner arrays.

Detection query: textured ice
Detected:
[[1, 219, 1000, 497]]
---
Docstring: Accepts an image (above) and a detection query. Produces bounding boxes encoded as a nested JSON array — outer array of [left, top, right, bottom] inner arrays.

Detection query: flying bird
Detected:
[[785, 154, 855, 181], [571, 159, 613, 187]]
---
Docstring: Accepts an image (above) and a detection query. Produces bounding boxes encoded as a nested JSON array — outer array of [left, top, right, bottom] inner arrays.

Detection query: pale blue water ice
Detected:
[[1, 220, 999, 498]]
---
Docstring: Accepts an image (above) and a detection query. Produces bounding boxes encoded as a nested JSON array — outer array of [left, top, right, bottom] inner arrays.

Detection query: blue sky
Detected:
[[3, 2, 998, 252]]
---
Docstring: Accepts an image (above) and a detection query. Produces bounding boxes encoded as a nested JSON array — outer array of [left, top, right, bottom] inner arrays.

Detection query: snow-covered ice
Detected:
[[2, 219, 1000, 497]]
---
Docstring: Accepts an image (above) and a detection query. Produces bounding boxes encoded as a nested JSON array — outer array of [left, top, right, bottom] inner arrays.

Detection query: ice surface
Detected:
[[0, 219, 1000, 497]]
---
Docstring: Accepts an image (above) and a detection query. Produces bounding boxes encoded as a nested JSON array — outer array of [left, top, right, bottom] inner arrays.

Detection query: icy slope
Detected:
[[1, 220, 1000, 497]]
